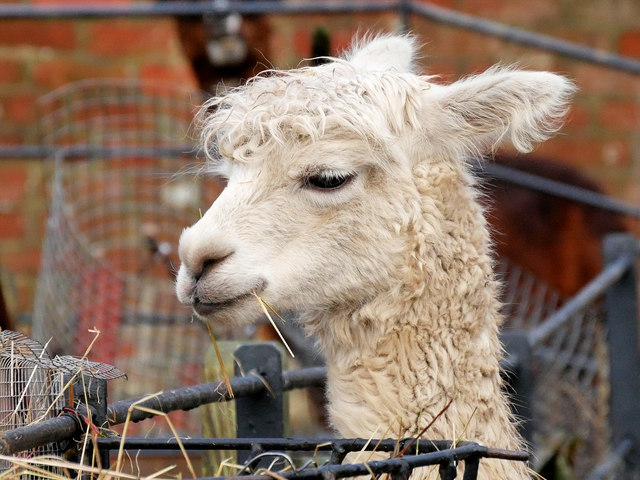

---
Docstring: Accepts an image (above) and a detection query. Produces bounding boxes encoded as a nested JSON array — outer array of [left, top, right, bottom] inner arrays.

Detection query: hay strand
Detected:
[[396, 399, 454, 458], [252, 292, 295, 358], [205, 319, 234, 398], [114, 392, 196, 479]]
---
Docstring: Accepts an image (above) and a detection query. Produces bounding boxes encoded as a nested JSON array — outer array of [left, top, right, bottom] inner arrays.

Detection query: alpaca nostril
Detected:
[[195, 252, 233, 281]]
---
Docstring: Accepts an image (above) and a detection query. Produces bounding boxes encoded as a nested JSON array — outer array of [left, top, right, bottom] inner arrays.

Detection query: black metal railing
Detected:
[[472, 160, 640, 219], [95, 437, 529, 480], [0, 344, 530, 480]]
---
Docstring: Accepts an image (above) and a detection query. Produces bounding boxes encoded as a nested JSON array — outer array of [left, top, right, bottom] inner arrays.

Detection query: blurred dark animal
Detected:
[[0, 277, 15, 331], [310, 27, 332, 65], [486, 153, 628, 297]]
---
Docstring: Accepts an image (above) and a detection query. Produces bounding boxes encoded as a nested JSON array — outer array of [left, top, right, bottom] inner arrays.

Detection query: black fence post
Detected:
[[234, 343, 284, 464], [500, 330, 534, 446], [603, 233, 640, 472]]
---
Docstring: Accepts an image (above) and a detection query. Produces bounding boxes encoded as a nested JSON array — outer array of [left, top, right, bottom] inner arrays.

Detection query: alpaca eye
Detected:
[[305, 171, 353, 190]]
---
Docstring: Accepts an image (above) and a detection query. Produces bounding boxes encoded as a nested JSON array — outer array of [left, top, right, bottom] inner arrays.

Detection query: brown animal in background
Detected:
[[172, 9, 271, 91], [486, 153, 628, 297]]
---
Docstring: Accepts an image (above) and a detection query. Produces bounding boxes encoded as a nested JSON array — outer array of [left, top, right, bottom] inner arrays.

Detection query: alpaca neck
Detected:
[[320, 303, 517, 448], [321, 316, 530, 480]]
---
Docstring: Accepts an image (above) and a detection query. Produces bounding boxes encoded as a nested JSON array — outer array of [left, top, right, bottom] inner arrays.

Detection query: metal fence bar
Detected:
[[500, 331, 534, 445], [603, 234, 640, 472], [528, 253, 633, 347], [0, 365, 326, 456], [0, 145, 49, 158], [0, 144, 198, 159], [0, 0, 639, 76], [0, 0, 400, 19], [65, 374, 109, 468], [234, 344, 284, 463], [409, 2, 640, 75], [94, 437, 478, 453], [473, 160, 640, 218], [0, 412, 79, 456], [47, 145, 197, 160], [282, 366, 326, 390], [586, 438, 634, 480]]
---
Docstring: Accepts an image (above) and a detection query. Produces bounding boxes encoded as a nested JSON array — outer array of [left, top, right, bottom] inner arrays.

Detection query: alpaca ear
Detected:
[[423, 67, 576, 156], [346, 35, 417, 73]]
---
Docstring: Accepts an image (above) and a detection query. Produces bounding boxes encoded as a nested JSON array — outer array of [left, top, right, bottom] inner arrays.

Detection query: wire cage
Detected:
[[32, 80, 223, 435], [0, 329, 125, 476], [0, 331, 66, 476], [498, 258, 611, 476]]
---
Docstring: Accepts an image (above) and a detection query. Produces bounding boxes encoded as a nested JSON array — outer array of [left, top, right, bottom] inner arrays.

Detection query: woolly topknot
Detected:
[[345, 33, 419, 73], [197, 37, 428, 165]]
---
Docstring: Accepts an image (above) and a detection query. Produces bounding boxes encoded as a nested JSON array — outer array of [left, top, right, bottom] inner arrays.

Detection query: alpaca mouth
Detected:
[[193, 293, 252, 316], [192, 280, 267, 317]]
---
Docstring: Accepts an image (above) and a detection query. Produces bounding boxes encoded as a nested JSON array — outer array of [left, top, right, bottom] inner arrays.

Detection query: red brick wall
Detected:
[[0, 8, 198, 322], [1, 0, 640, 323]]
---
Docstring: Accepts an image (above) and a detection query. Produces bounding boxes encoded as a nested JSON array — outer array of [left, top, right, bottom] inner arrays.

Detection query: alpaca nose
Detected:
[[194, 252, 233, 281], [178, 224, 235, 280]]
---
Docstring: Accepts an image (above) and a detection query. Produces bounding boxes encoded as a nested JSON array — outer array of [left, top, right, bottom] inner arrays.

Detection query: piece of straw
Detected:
[[395, 398, 454, 458], [252, 292, 295, 358], [205, 319, 234, 398]]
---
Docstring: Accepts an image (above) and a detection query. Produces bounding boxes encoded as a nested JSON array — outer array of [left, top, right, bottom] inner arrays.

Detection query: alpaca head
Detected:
[[176, 35, 575, 333]]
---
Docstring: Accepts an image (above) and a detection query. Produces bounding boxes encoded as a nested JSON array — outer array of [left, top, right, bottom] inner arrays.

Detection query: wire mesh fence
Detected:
[[31, 80, 226, 436], [498, 257, 611, 476], [497, 258, 563, 330], [37, 79, 202, 149], [534, 304, 610, 477]]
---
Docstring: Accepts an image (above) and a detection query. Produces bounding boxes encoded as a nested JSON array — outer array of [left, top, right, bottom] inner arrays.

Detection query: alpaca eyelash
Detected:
[[303, 170, 355, 191]]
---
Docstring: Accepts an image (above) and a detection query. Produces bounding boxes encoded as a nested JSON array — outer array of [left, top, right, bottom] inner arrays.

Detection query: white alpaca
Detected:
[[176, 35, 575, 479]]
